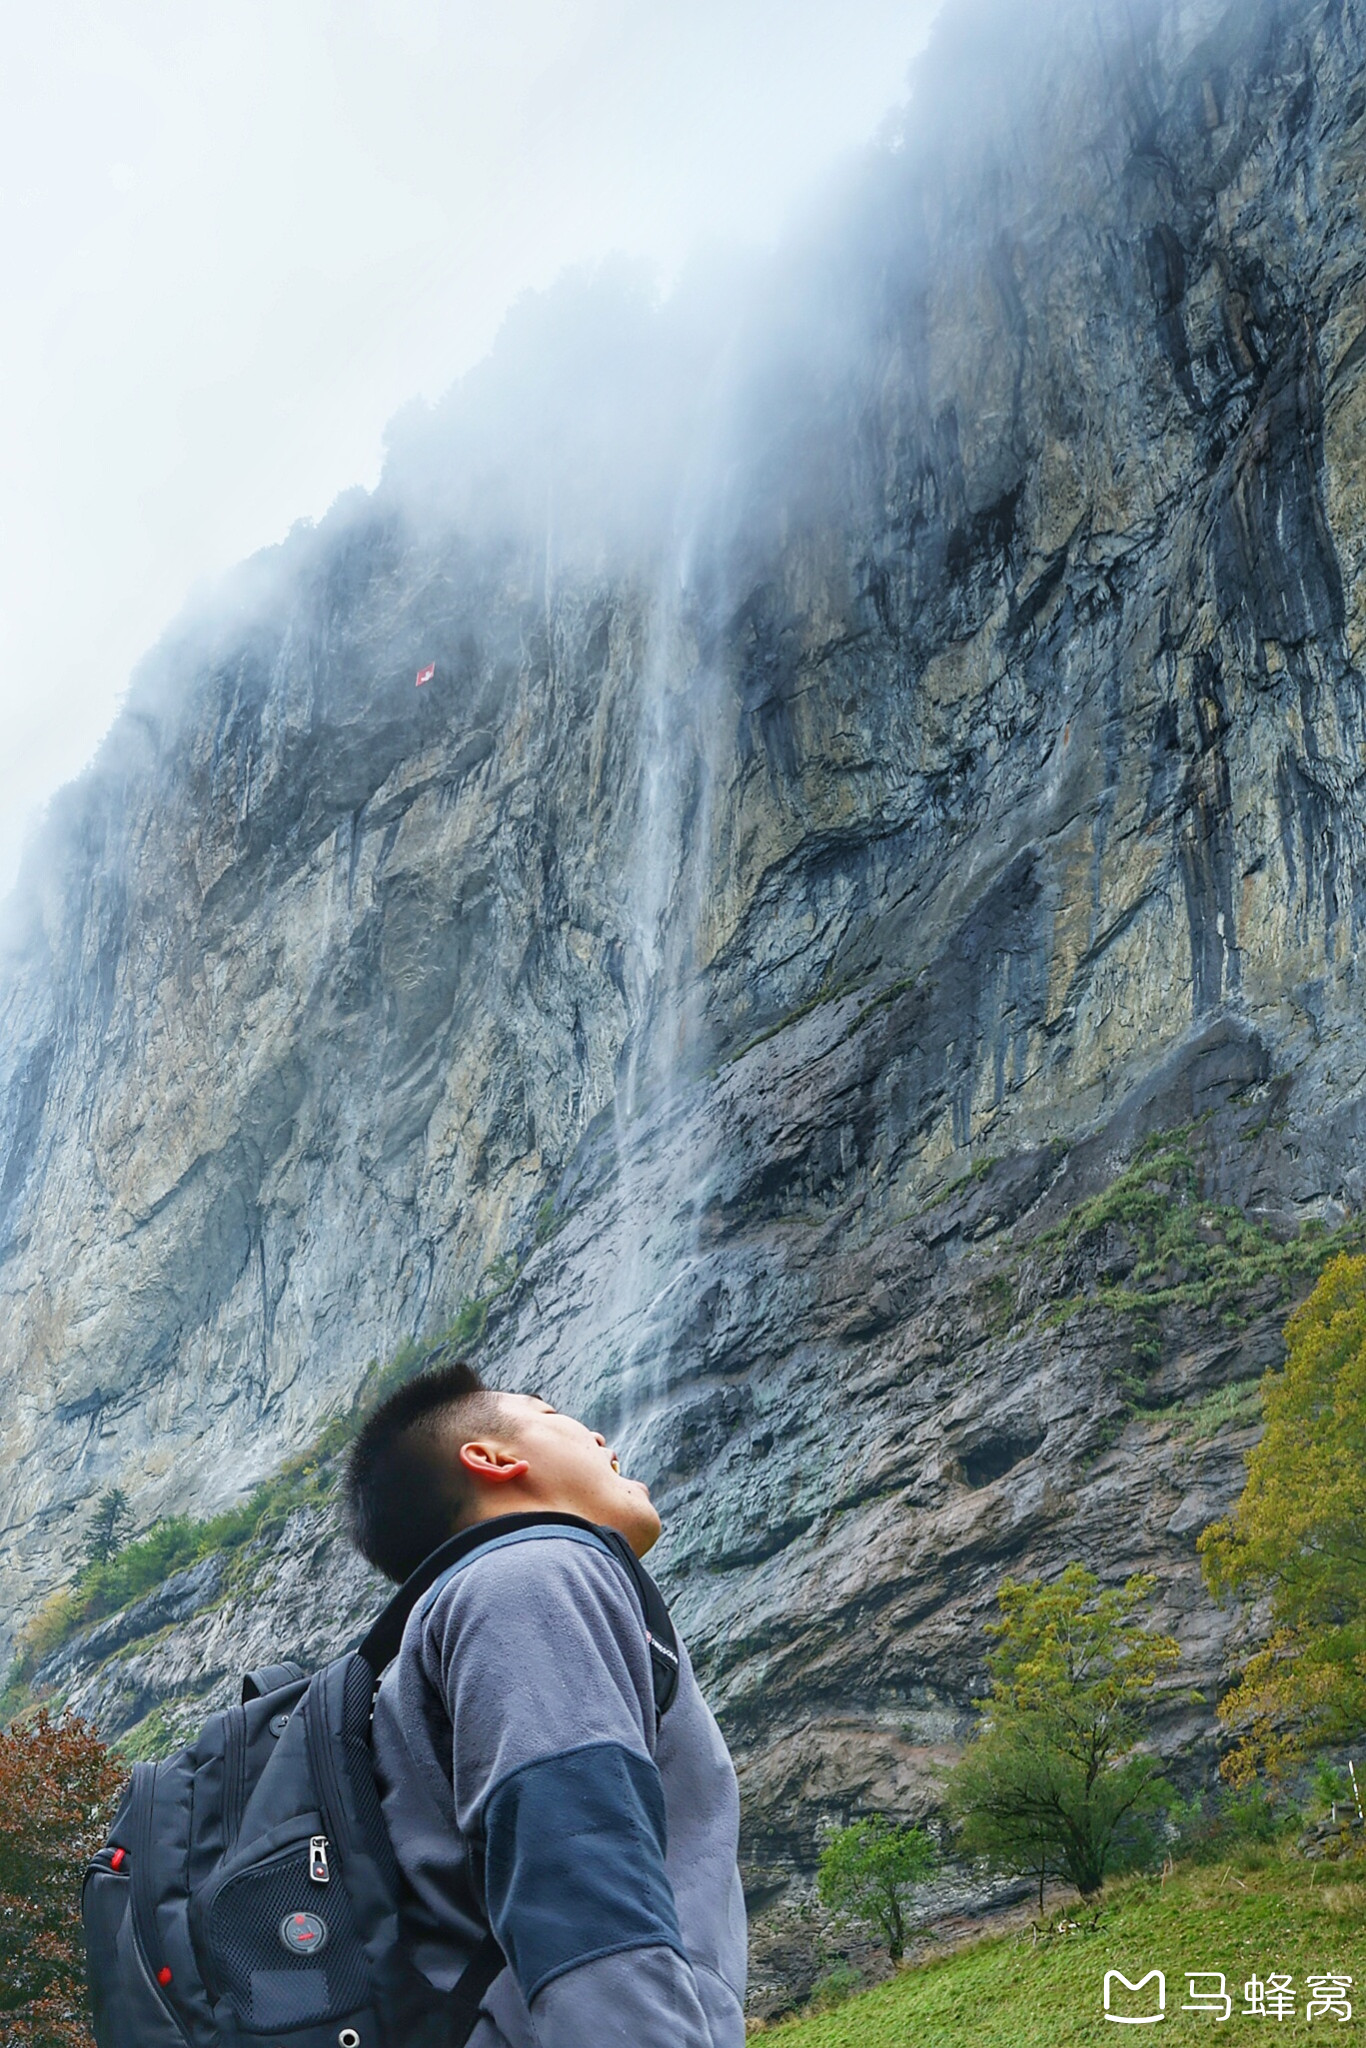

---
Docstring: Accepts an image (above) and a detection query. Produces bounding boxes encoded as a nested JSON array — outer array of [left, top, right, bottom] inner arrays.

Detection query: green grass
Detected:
[[115, 1699, 197, 1762], [927, 1155, 1005, 1212], [724, 970, 873, 1066], [759, 1854, 1366, 2043]]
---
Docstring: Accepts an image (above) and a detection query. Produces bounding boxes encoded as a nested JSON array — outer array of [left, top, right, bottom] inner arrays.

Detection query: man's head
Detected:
[[342, 1358, 661, 1583]]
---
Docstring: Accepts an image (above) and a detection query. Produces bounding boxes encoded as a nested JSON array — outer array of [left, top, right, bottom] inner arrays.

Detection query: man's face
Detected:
[[455, 1393, 662, 1557]]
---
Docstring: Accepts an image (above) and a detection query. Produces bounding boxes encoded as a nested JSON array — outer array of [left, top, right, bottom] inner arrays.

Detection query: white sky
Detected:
[[0, 0, 942, 899]]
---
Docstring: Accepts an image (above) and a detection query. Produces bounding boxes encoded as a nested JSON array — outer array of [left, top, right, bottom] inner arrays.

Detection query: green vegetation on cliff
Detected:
[[1025, 1129, 1355, 1331], [3, 1281, 509, 1713], [9, 1133, 1357, 1716]]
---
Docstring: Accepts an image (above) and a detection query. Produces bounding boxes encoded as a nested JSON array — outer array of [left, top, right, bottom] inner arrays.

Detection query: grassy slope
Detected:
[[761, 1857, 1366, 2043]]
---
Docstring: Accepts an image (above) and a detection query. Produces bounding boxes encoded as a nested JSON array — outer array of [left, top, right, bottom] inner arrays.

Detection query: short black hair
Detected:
[[342, 1358, 512, 1583]]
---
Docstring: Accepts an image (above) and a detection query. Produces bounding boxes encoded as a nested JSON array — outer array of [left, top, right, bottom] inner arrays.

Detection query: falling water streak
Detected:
[[595, 319, 746, 1448], [606, 562, 703, 1429]]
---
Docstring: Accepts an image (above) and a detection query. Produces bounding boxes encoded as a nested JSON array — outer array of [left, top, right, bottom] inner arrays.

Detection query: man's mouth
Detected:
[[610, 1454, 620, 1474]]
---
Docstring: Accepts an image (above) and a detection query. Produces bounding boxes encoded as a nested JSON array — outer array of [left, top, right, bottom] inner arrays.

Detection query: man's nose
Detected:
[[594, 1432, 606, 1447]]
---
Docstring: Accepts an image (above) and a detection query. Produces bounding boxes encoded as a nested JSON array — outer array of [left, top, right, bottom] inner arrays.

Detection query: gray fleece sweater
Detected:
[[372, 1522, 747, 2048]]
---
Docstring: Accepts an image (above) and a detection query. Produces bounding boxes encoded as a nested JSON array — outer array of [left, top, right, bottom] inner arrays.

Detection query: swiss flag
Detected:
[[415, 662, 436, 687]]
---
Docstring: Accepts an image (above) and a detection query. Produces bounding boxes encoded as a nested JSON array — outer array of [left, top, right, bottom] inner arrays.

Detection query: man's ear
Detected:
[[458, 1440, 531, 1485]]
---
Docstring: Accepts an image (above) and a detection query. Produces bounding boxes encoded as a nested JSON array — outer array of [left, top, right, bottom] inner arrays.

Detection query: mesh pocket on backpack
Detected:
[[204, 1838, 369, 2026]]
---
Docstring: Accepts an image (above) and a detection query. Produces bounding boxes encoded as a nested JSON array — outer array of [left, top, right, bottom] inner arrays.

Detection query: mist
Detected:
[[0, 0, 948, 902]]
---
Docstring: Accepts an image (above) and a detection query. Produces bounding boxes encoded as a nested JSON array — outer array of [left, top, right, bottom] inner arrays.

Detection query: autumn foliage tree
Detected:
[[1200, 1252, 1366, 1784], [945, 1566, 1181, 1904], [0, 1710, 124, 2048]]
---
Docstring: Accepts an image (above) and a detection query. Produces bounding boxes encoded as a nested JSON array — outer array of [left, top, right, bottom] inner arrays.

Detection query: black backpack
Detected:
[[82, 1511, 680, 2048]]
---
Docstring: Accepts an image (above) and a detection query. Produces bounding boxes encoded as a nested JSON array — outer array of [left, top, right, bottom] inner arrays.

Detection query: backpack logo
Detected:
[[280, 1911, 328, 1955]]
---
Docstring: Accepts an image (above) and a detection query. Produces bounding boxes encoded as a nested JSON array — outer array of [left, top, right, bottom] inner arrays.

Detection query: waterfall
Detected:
[[595, 366, 741, 1456]]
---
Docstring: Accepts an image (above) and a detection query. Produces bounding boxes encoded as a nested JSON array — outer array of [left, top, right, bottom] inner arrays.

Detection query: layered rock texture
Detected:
[[3, 0, 1366, 2003]]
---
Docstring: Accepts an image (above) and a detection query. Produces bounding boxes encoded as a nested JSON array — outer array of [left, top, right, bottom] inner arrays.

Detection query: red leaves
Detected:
[[0, 1709, 124, 2048]]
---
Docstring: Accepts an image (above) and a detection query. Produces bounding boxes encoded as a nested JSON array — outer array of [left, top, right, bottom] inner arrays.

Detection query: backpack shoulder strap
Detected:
[[444, 1934, 506, 2046], [592, 1526, 681, 1717], [358, 1510, 599, 1674]]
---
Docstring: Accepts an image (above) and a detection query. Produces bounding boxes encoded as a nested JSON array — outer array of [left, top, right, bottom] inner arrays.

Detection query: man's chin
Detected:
[[615, 1484, 662, 1557]]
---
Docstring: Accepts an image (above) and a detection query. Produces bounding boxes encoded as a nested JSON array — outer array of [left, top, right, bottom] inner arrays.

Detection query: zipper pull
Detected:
[[309, 1835, 330, 1884]]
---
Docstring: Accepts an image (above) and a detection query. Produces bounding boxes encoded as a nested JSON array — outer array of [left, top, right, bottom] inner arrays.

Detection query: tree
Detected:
[[79, 1489, 131, 1574], [1199, 1252, 1366, 1784], [0, 1708, 124, 2047], [816, 1816, 937, 1962], [944, 1564, 1181, 1904]]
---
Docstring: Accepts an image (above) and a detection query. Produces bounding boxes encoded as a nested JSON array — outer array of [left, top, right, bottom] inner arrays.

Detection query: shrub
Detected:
[[807, 1963, 862, 2011], [1173, 1782, 1298, 1864], [0, 1709, 124, 2046]]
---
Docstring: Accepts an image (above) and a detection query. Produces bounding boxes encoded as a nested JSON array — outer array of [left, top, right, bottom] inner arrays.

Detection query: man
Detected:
[[342, 1358, 747, 2048]]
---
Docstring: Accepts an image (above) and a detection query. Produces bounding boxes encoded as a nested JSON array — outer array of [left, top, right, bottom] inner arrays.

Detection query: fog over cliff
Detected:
[[3, 0, 1366, 2001]]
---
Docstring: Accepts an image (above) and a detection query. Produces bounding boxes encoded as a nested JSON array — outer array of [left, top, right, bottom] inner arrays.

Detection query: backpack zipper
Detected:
[[304, 1673, 353, 1874], [128, 1762, 192, 2043], [223, 1706, 246, 1843]]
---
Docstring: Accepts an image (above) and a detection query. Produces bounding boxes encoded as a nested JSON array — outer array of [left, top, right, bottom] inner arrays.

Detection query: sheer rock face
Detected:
[[3, 0, 1366, 2000]]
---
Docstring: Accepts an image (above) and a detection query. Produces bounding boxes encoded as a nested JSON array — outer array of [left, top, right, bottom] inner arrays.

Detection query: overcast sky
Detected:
[[0, 0, 944, 898]]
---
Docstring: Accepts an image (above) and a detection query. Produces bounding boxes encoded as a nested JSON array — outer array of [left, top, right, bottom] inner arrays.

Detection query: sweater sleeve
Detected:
[[421, 1532, 715, 2048]]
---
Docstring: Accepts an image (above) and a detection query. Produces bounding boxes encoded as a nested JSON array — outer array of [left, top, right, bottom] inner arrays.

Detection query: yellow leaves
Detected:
[[1214, 1630, 1305, 1788], [1196, 1517, 1235, 1597], [11, 1591, 85, 1680], [1202, 1253, 1366, 1608], [981, 1566, 1180, 1727], [1212, 1628, 1364, 1788], [1281, 1251, 1366, 1356], [1202, 1253, 1366, 1778]]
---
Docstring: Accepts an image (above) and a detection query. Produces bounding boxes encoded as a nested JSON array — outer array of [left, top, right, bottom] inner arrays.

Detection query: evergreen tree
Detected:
[[80, 1488, 131, 1573]]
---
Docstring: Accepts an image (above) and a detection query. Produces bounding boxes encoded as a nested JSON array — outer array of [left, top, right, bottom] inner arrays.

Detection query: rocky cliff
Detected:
[[3, 0, 1366, 2005]]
